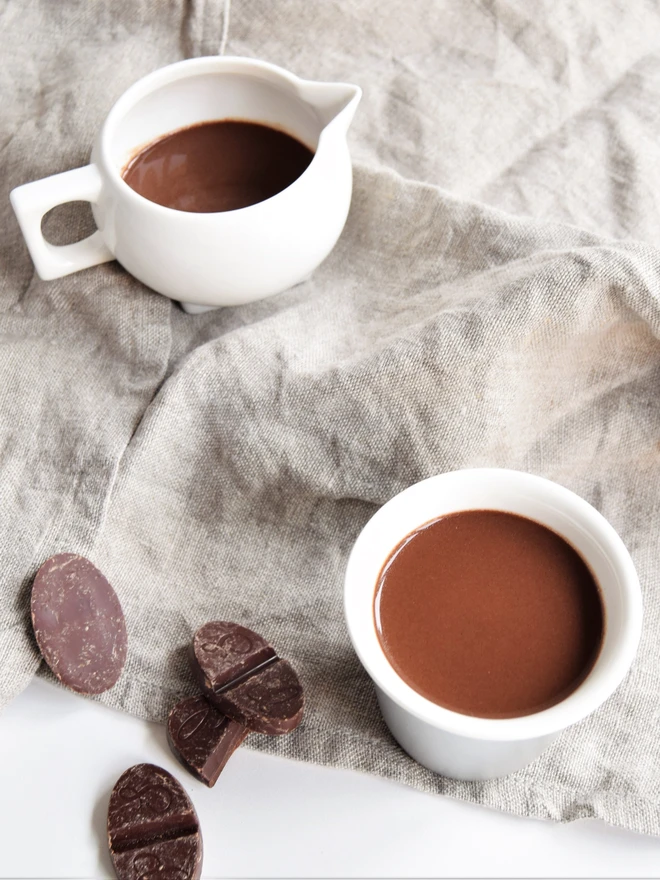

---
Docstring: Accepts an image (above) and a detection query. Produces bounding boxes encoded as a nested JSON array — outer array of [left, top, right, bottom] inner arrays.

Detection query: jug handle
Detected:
[[10, 165, 113, 280]]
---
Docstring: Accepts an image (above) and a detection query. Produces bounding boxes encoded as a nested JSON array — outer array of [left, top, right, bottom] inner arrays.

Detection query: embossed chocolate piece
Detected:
[[167, 694, 248, 787], [190, 621, 304, 736], [107, 763, 203, 880], [31, 553, 127, 694], [209, 656, 304, 735], [190, 621, 276, 691]]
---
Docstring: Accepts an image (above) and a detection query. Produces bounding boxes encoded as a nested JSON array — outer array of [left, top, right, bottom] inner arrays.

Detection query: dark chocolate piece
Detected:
[[167, 694, 248, 787], [31, 553, 127, 694], [107, 763, 202, 880], [191, 621, 276, 691], [190, 621, 304, 736], [210, 656, 304, 735]]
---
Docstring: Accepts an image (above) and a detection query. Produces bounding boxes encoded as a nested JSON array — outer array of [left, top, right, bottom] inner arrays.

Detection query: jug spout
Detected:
[[297, 80, 362, 132]]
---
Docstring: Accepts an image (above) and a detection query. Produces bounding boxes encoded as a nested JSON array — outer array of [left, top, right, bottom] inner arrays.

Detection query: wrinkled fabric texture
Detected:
[[2, 0, 660, 836]]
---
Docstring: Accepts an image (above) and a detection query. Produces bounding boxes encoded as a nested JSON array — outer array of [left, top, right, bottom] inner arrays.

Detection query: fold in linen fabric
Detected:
[[2, 0, 660, 835]]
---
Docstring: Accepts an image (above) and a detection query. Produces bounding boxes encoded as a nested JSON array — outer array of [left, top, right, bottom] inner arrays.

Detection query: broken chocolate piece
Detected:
[[190, 621, 304, 736], [210, 656, 304, 735], [31, 553, 127, 694], [167, 694, 248, 787], [107, 763, 202, 880], [190, 621, 276, 691]]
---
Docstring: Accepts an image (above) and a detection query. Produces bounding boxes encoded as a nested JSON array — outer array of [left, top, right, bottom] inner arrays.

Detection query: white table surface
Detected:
[[2, 679, 660, 879]]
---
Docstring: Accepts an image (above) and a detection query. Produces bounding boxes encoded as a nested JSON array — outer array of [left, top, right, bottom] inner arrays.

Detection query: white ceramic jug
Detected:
[[10, 57, 361, 313]]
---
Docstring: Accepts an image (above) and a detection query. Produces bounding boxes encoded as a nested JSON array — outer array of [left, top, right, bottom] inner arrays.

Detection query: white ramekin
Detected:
[[344, 469, 643, 780]]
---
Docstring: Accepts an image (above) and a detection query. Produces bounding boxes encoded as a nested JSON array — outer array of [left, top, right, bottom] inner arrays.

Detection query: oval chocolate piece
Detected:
[[191, 621, 276, 691], [210, 656, 304, 735], [190, 621, 304, 736], [107, 763, 203, 880], [167, 694, 248, 787], [31, 553, 127, 694]]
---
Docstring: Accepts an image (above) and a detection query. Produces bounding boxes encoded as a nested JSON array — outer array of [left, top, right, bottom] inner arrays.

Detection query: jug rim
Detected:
[[98, 56, 361, 219]]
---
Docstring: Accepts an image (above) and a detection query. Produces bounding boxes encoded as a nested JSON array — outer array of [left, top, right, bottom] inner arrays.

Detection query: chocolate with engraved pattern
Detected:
[[107, 763, 203, 880], [190, 621, 276, 691], [190, 621, 304, 735], [31, 553, 127, 694], [167, 694, 248, 787]]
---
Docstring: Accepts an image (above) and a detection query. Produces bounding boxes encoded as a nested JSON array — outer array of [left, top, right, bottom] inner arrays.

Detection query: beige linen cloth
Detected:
[[2, 0, 660, 836]]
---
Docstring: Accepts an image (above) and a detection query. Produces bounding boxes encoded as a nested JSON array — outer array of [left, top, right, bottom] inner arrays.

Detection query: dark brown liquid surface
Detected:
[[374, 511, 604, 718], [122, 120, 314, 212]]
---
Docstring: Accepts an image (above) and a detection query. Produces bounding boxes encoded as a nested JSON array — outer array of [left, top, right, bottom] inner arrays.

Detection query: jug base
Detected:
[[180, 301, 219, 315]]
